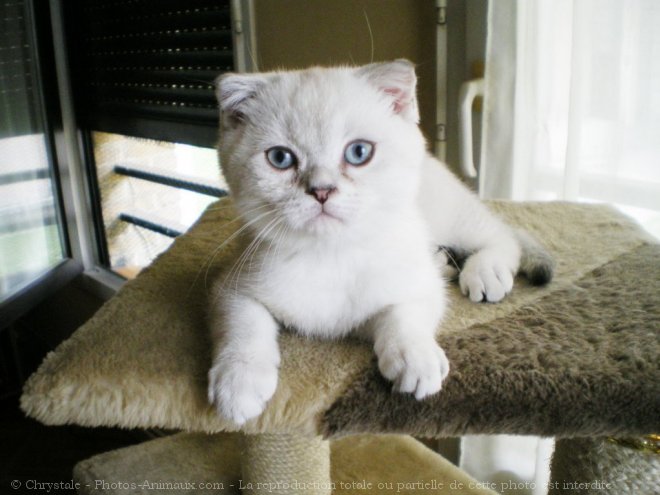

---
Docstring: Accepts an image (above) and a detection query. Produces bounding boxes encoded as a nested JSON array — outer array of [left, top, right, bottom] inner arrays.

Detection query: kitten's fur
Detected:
[[208, 60, 553, 425]]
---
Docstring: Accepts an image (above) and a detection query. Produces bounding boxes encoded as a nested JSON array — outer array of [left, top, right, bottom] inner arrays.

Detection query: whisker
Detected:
[[189, 204, 277, 243], [232, 218, 281, 291], [204, 208, 276, 289], [179, 75, 217, 86], [202, 201, 269, 215], [198, 204, 274, 238], [265, 221, 290, 273], [223, 215, 281, 292], [185, 207, 276, 299], [259, 218, 288, 274], [247, 38, 260, 72], [438, 246, 462, 273], [363, 9, 374, 63], [223, 215, 279, 282]]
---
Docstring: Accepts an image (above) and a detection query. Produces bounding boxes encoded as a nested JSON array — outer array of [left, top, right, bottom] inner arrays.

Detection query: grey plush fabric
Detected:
[[322, 244, 660, 438]]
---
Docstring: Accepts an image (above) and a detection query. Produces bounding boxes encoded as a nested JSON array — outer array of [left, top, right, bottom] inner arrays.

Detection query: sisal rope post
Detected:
[[241, 433, 332, 494], [549, 436, 660, 494]]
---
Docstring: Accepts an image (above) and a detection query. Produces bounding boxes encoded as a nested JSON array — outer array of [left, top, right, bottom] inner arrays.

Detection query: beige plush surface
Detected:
[[73, 432, 498, 495], [20, 199, 659, 438], [331, 434, 498, 494], [74, 433, 242, 495]]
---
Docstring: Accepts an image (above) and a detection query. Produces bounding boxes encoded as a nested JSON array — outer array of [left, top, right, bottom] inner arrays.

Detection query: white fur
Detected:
[[208, 61, 521, 424]]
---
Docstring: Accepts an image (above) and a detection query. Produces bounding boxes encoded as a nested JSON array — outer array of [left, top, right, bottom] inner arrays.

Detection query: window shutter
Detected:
[[65, 0, 234, 148], [0, 0, 41, 138]]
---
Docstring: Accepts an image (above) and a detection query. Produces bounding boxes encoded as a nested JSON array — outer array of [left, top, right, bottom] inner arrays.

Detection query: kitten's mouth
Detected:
[[305, 206, 343, 227], [312, 212, 342, 225], [319, 209, 341, 220]]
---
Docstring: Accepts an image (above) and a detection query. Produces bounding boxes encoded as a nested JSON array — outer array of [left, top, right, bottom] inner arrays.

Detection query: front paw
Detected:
[[208, 356, 279, 425], [459, 255, 514, 303], [375, 337, 450, 400]]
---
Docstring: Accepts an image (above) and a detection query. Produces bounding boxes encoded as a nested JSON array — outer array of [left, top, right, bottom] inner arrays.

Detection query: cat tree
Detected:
[[21, 199, 659, 494]]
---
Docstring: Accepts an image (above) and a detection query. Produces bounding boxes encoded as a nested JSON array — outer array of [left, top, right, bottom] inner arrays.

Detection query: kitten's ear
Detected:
[[215, 72, 267, 125], [357, 59, 419, 124]]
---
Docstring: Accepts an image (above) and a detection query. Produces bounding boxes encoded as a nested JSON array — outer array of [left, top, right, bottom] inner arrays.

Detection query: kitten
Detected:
[[207, 60, 553, 425]]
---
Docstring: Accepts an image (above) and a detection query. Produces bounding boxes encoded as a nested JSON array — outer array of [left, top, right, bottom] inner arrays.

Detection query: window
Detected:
[[90, 132, 226, 277], [462, 1, 660, 490], [478, 0, 660, 239], [1, 0, 253, 322], [59, 0, 245, 279], [0, 0, 77, 322]]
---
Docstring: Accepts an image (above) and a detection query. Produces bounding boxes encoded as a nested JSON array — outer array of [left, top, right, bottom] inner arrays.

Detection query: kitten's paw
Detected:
[[208, 356, 279, 425], [459, 255, 514, 303], [375, 337, 449, 400]]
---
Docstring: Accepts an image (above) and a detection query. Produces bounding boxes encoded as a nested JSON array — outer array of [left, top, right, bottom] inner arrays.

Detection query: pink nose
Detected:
[[307, 186, 336, 204]]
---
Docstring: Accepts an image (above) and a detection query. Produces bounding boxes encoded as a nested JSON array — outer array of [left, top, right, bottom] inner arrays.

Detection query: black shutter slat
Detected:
[[0, 0, 40, 138], [96, 102, 218, 122], [87, 68, 227, 86], [81, 0, 231, 15], [86, 49, 234, 67], [92, 84, 215, 105], [66, 0, 234, 148], [83, 12, 232, 37], [85, 30, 233, 51]]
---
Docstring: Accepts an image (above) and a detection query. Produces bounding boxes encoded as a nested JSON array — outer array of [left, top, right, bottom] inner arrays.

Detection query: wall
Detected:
[[252, 0, 437, 149]]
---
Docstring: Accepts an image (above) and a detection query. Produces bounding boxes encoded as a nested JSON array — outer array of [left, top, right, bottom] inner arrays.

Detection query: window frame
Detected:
[[0, 0, 81, 325], [2, 0, 255, 323], [47, 0, 255, 300]]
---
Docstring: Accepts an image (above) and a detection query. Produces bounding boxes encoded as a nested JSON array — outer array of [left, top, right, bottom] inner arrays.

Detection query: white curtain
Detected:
[[480, 0, 660, 238], [461, 1, 660, 493]]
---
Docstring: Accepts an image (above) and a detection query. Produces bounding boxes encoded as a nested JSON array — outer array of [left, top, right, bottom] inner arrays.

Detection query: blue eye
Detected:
[[266, 147, 297, 169], [344, 140, 374, 166]]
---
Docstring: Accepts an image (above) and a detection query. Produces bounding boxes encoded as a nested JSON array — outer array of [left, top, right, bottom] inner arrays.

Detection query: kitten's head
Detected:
[[216, 60, 427, 239]]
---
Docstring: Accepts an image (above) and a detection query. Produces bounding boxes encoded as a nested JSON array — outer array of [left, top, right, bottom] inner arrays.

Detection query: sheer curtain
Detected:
[[480, 0, 660, 239], [461, 1, 660, 493]]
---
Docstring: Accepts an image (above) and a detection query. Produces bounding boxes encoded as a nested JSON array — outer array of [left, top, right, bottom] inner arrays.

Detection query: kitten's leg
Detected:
[[420, 157, 522, 303], [369, 299, 449, 399], [208, 292, 280, 425]]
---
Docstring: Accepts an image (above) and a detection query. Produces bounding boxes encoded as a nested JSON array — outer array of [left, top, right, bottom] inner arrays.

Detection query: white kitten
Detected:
[[207, 60, 553, 425]]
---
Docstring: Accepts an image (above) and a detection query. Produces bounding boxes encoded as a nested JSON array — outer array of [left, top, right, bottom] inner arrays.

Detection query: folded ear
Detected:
[[357, 59, 419, 124], [215, 72, 267, 125]]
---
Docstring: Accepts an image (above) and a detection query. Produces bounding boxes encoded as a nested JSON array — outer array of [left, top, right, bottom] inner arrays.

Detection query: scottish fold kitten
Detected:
[[208, 60, 553, 425]]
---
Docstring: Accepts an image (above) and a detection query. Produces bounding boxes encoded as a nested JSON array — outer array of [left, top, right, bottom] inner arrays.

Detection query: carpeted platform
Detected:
[[20, 200, 660, 440]]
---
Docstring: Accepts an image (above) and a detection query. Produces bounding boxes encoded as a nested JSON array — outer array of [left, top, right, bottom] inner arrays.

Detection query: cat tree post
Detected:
[[549, 436, 660, 494], [242, 434, 331, 494]]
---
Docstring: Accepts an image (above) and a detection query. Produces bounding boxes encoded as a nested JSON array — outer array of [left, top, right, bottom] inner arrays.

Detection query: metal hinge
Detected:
[[232, 0, 244, 34], [437, 0, 447, 25], [437, 124, 447, 142]]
